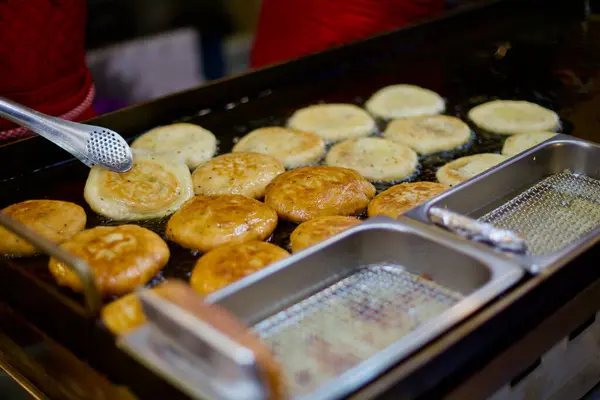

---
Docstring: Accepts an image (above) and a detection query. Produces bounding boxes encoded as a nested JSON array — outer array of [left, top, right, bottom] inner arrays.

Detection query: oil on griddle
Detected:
[[0, 26, 580, 308]]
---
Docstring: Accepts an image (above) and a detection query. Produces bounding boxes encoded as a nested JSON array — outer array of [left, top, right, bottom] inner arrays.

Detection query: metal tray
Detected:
[[0, 0, 593, 398], [120, 217, 523, 400], [406, 135, 600, 274]]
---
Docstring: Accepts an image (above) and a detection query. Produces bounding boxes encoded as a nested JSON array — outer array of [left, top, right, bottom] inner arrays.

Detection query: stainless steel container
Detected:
[[407, 134, 600, 274], [119, 217, 523, 400]]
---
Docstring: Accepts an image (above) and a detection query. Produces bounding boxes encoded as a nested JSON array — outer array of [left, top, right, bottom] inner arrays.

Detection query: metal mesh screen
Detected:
[[479, 172, 600, 256], [253, 265, 462, 397]]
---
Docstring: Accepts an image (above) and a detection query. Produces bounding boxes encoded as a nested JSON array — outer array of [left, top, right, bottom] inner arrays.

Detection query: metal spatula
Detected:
[[0, 96, 133, 172]]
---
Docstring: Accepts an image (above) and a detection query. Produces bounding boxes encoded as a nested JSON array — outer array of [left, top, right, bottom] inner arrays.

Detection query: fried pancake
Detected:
[[287, 104, 376, 141], [0, 200, 86, 257], [166, 195, 278, 252], [383, 115, 471, 154], [368, 182, 449, 218], [325, 137, 418, 182], [190, 241, 289, 295], [468, 100, 560, 135], [101, 284, 169, 335], [232, 127, 326, 168], [290, 216, 362, 253], [365, 84, 445, 119], [192, 152, 284, 199], [131, 123, 217, 169], [502, 131, 557, 157], [264, 166, 376, 223], [436, 153, 507, 186], [84, 151, 194, 221], [49, 225, 169, 297]]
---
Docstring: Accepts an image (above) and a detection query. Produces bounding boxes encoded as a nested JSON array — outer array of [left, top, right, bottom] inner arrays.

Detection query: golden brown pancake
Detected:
[[264, 166, 376, 223], [436, 153, 507, 186], [287, 104, 376, 141], [368, 182, 449, 218], [131, 123, 217, 169], [190, 241, 289, 295], [468, 100, 559, 135], [48, 225, 169, 297], [101, 284, 169, 335], [325, 137, 418, 182], [166, 195, 278, 252], [290, 216, 362, 253], [383, 115, 471, 155], [501, 131, 557, 157], [232, 127, 326, 168], [0, 200, 86, 257], [192, 152, 284, 199], [365, 84, 445, 119], [84, 151, 194, 221]]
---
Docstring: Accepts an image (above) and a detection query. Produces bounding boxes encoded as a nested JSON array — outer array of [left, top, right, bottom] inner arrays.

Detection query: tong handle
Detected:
[[0, 96, 50, 132], [0, 97, 75, 148], [131, 281, 285, 400], [0, 97, 94, 167], [428, 207, 528, 254], [0, 212, 101, 313]]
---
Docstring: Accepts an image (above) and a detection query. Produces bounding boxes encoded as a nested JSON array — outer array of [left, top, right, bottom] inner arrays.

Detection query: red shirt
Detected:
[[251, 0, 444, 68], [0, 0, 443, 142], [0, 0, 95, 142]]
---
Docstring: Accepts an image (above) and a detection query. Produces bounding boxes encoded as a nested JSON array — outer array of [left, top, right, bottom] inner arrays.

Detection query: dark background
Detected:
[[83, 0, 485, 113]]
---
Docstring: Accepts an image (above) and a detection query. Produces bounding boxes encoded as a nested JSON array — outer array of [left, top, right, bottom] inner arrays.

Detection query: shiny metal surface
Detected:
[[480, 171, 600, 256], [200, 217, 523, 399], [407, 135, 600, 274], [0, 97, 132, 173], [0, 2, 596, 399], [254, 265, 463, 398], [0, 213, 101, 314], [429, 207, 528, 254], [121, 290, 266, 400], [444, 266, 600, 400]]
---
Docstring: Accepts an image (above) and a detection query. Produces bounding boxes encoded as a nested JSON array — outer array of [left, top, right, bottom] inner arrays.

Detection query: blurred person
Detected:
[[0, 0, 95, 142], [0, 0, 444, 142], [251, 0, 445, 68]]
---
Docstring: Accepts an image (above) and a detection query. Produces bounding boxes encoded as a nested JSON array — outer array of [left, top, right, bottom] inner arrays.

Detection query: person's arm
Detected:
[[0, 0, 95, 142], [251, 0, 444, 68]]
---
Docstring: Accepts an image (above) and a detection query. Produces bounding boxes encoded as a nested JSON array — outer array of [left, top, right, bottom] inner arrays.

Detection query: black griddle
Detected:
[[1, 0, 599, 398]]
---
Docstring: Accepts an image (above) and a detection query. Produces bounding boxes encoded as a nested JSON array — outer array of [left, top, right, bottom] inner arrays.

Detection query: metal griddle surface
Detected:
[[1, 4, 594, 309], [0, 0, 599, 398]]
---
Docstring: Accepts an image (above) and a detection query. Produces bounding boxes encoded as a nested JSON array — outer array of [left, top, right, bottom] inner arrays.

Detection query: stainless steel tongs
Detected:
[[0, 96, 133, 173], [428, 207, 528, 254]]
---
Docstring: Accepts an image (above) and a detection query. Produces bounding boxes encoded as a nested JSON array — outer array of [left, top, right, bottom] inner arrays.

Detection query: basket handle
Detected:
[[428, 207, 528, 254], [119, 281, 286, 400], [0, 212, 101, 313]]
